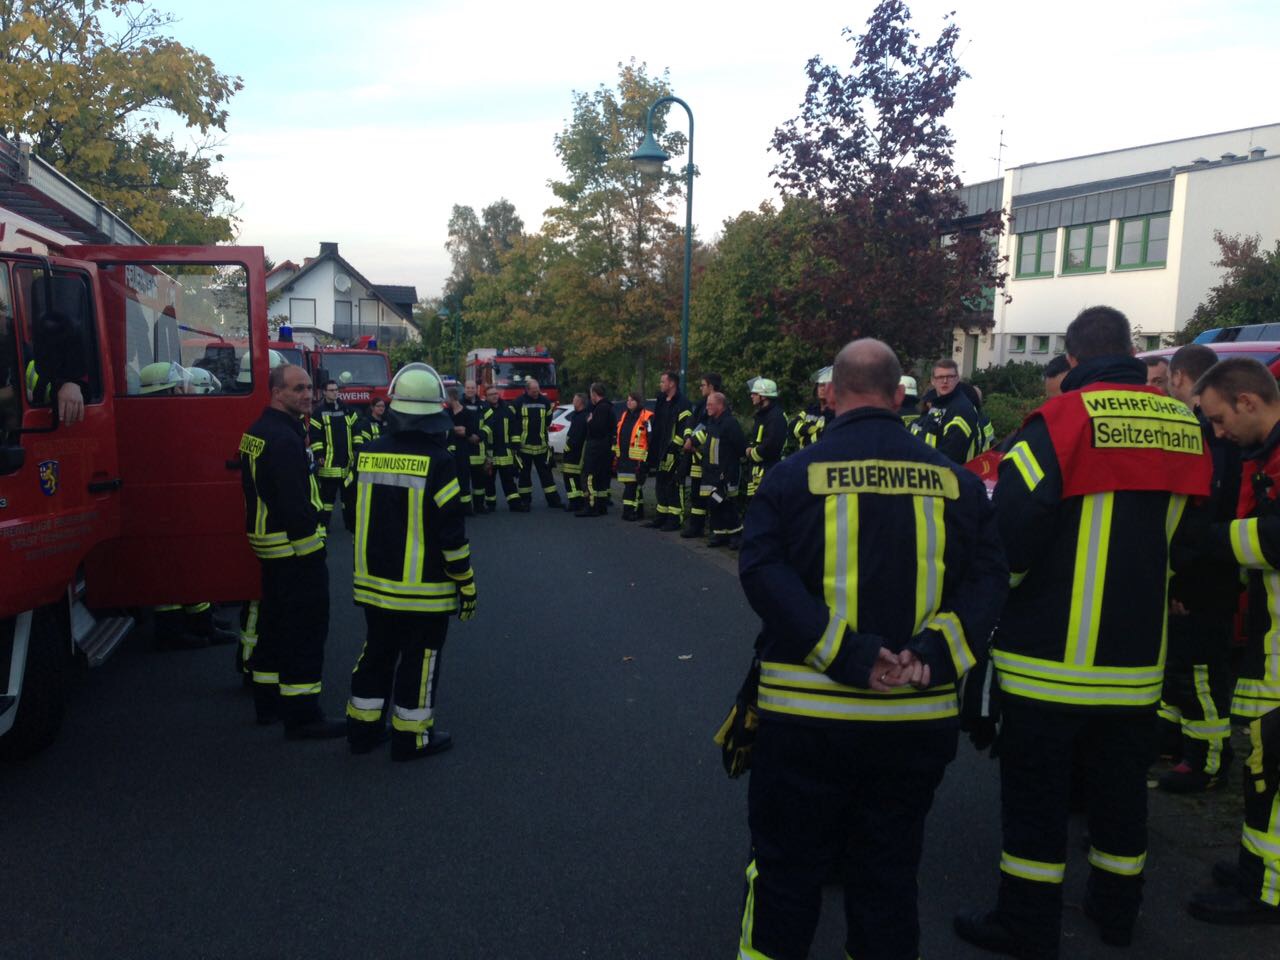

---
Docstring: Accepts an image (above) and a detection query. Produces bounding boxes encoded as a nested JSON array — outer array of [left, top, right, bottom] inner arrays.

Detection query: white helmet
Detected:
[[236, 349, 287, 384], [899, 375, 919, 397], [187, 366, 220, 395], [814, 366, 833, 386]]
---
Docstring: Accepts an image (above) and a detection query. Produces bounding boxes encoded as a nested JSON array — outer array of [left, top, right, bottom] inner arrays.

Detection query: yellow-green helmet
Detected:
[[388, 362, 447, 415], [751, 377, 779, 399], [139, 361, 184, 395]]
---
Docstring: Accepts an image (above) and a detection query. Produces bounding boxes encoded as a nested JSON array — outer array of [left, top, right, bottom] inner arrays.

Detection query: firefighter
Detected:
[[239, 363, 343, 739], [745, 377, 787, 499], [898, 375, 921, 427], [681, 372, 722, 538], [736, 338, 1007, 960], [644, 371, 691, 531], [341, 398, 388, 532], [309, 379, 357, 524], [791, 366, 835, 450], [1185, 357, 1280, 924], [513, 377, 562, 510], [560, 392, 589, 512], [615, 391, 652, 521], [578, 383, 615, 518], [445, 387, 477, 514], [346, 363, 475, 761], [955, 307, 1212, 957], [909, 358, 982, 464], [700, 391, 747, 548], [462, 381, 489, 513], [481, 385, 521, 511]]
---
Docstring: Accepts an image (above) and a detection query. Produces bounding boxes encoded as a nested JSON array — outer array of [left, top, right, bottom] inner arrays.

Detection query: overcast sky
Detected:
[[166, 0, 1280, 303]]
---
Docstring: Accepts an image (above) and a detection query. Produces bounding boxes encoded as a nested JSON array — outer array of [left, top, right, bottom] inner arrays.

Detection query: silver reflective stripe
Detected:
[[359, 471, 429, 490], [757, 688, 958, 718], [992, 650, 1163, 685], [916, 496, 941, 633], [833, 494, 852, 625], [350, 696, 384, 711], [1071, 493, 1110, 666], [405, 487, 425, 583], [394, 705, 433, 722]]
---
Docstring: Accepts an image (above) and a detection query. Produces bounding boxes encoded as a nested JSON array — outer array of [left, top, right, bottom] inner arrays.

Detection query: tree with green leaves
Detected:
[[0, 0, 242, 243], [769, 0, 1005, 364], [1176, 231, 1280, 344]]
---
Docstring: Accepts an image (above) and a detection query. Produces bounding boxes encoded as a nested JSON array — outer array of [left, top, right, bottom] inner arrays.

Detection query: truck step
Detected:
[[75, 615, 134, 668]]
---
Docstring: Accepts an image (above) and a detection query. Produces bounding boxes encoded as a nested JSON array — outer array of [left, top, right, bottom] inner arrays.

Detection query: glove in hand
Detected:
[[458, 581, 477, 622]]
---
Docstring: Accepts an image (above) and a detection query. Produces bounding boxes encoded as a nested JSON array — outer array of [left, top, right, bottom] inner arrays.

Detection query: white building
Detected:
[[267, 242, 419, 347], [954, 123, 1280, 374]]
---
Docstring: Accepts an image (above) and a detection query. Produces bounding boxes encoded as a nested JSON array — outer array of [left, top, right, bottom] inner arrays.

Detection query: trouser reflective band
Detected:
[[737, 859, 772, 960], [253, 671, 279, 686], [1159, 701, 1183, 723], [346, 696, 383, 723], [1000, 851, 1065, 884], [1088, 846, 1146, 877], [280, 682, 322, 697]]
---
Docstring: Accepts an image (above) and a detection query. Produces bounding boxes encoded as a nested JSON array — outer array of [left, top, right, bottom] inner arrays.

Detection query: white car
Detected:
[[548, 403, 574, 456]]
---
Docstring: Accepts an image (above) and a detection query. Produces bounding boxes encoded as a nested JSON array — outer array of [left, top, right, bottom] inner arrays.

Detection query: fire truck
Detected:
[[465, 347, 559, 403], [309, 338, 391, 409], [0, 137, 267, 759]]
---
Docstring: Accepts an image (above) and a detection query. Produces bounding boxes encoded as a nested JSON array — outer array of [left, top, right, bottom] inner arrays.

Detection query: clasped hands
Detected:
[[869, 647, 931, 693]]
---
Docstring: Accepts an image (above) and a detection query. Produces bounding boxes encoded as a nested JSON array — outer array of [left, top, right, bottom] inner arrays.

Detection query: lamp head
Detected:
[[630, 130, 670, 177]]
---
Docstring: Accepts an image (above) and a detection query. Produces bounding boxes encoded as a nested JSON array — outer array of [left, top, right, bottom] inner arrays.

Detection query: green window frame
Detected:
[[1062, 222, 1110, 274], [1115, 214, 1169, 270], [1009, 335, 1026, 353], [1031, 335, 1050, 354], [1016, 230, 1057, 278]]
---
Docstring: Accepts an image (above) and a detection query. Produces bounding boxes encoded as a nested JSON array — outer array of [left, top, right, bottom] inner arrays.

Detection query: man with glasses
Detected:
[[911, 358, 982, 465]]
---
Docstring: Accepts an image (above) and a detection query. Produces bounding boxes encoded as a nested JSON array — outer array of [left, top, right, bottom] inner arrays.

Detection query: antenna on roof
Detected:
[[992, 117, 1007, 179]]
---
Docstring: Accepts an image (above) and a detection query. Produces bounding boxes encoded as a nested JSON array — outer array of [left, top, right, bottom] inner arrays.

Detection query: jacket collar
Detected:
[[827, 406, 904, 432], [1243, 418, 1280, 465], [264, 405, 306, 434], [1061, 355, 1146, 392]]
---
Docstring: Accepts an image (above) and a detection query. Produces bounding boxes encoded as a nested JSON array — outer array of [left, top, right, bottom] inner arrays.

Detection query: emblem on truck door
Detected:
[[37, 459, 59, 496]]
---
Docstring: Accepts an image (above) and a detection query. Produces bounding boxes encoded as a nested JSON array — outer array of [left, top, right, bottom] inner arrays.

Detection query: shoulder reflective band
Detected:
[[1081, 390, 1203, 454], [239, 433, 265, 458], [808, 459, 959, 499]]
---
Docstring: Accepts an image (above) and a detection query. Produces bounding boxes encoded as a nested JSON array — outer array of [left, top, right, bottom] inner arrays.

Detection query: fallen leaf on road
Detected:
[[622, 656, 635, 662], [678, 654, 693, 661]]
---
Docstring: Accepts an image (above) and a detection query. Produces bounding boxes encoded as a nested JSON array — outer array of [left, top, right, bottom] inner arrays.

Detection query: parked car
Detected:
[[548, 403, 574, 456]]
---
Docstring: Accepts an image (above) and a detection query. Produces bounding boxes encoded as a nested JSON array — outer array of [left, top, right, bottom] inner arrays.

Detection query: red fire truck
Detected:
[[465, 346, 559, 403], [0, 137, 268, 758], [310, 340, 391, 409]]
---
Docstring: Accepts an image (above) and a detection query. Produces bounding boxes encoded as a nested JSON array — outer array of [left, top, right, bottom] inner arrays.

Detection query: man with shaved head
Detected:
[[698, 391, 747, 547], [734, 337, 1007, 960]]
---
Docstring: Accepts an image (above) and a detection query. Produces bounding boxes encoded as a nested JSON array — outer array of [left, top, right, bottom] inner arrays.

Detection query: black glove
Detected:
[[959, 656, 1000, 753], [457, 580, 477, 622]]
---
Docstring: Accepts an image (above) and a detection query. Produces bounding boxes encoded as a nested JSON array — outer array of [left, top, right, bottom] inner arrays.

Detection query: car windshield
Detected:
[[493, 361, 555, 388], [324, 353, 388, 386]]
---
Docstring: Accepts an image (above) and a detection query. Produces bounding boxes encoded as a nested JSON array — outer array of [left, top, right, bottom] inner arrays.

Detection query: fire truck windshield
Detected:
[[494, 361, 556, 388], [273, 347, 305, 368], [324, 353, 389, 386]]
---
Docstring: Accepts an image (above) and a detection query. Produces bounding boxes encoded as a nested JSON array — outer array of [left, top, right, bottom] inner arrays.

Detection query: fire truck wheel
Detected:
[[0, 607, 69, 762]]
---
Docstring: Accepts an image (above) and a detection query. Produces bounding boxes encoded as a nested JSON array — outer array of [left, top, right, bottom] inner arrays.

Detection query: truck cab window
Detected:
[[0, 266, 18, 440], [16, 267, 101, 408]]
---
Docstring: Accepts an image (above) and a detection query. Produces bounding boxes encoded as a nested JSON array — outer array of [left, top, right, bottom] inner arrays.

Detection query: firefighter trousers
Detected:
[[686, 464, 707, 531], [1237, 704, 1280, 906], [347, 606, 448, 752], [740, 718, 956, 960], [703, 481, 742, 537], [994, 698, 1157, 952], [485, 460, 521, 508], [469, 462, 489, 509], [317, 474, 346, 519], [237, 600, 260, 676], [1159, 610, 1234, 775], [655, 466, 683, 521], [617, 457, 643, 517], [254, 551, 330, 726], [518, 448, 558, 504], [562, 468, 585, 507], [585, 440, 612, 508]]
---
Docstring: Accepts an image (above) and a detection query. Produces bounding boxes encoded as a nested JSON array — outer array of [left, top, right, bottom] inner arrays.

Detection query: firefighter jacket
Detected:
[[958, 382, 997, 453], [740, 406, 1007, 726], [616, 407, 653, 461], [899, 397, 921, 429], [562, 408, 588, 474], [513, 392, 554, 454], [792, 402, 835, 450], [687, 398, 708, 478], [911, 390, 982, 464], [1204, 419, 1280, 719], [240, 407, 326, 560], [993, 356, 1212, 713], [702, 410, 746, 492], [481, 399, 518, 466], [310, 399, 356, 478], [648, 390, 691, 473], [352, 429, 473, 614], [446, 405, 479, 478], [461, 396, 487, 462], [352, 413, 384, 451], [749, 401, 788, 466]]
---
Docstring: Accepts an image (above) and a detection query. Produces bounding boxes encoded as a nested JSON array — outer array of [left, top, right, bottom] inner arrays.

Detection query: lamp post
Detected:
[[437, 300, 461, 377], [630, 95, 694, 394]]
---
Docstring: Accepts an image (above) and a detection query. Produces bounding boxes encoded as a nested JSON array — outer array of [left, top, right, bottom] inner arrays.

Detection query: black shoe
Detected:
[[391, 729, 453, 761], [680, 524, 704, 539], [1159, 761, 1228, 793], [283, 717, 347, 740], [707, 535, 729, 548], [729, 535, 742, 551], [621, 509, 636, 521], [1212, 860, 1239, 889], [1082, 895, 1133, 947], [566, 501, 582, 512], [659, 518, 681, 532], [347, 719, 390, 755], [155, 629, 208, 651], [204, 625, 239, 647], [642, 518, 664, 528], [576, 505, 603, 518], [1187, 889, 1280, 925], [953, 910, 1054, 960], [546, 496, 563, 509]]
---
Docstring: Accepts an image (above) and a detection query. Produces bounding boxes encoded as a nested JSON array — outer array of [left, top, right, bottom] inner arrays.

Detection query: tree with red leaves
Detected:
[[770, 0, 1005, 363]]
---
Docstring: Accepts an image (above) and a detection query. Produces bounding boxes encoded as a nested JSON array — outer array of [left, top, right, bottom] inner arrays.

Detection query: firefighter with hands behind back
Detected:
[[310, 378, 357, 526], [345, 363, 475, 761]]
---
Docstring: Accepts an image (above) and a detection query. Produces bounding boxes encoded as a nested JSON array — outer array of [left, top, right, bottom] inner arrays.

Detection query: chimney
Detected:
[[1220, 152, 1238, 163], [319, 241, 339, 256], [1250, 146, 1267, 160], [1191, 156, 1210, 166]]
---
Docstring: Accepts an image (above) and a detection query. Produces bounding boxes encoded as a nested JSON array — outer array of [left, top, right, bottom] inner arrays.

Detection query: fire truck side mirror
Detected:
[[0, 443, 24, 475]]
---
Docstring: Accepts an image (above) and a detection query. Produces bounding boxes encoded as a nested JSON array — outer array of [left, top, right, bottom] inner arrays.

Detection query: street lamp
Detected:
[[437, 301, 461, 377], [631, 95, 694, 394]]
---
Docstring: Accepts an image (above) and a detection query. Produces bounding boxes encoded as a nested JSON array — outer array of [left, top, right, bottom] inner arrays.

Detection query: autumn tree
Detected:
[[1176, 232, 1280, 344], [0, 0, 242, 243], [770, 0, 1005, 363], [445, 198, 525, 304]]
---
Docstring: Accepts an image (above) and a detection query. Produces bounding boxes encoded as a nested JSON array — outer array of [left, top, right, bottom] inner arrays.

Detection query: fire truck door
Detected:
[[68, 248, 269, 608]]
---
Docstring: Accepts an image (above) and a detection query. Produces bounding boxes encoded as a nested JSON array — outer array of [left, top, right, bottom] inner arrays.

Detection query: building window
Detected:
[[1032, 335, 1050, 354], [1010, 335, 1027, 353], [1016, 230, 1056, 278], [1062, 222, 1110, 274], [1143, 335, 1161, 351], [1116, 214, 1169, 269]]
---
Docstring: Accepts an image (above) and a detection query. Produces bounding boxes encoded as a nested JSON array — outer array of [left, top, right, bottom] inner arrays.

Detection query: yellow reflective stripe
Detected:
[[912, 495, 945, 633], [346, 702, 382, 722], [929, 611, 975, 677], [1232, 519, 1268, 569], [353, 475, 372, 581], [1065, 492, 1113, 667], [434, 477, 461, 508], [759, 661, 958, 721], [1191, 663, 1228, 775], [442, 544, 471, 563], [805, 614, 847, 672], [1005, 441, 1044, 492], [404, 486, 426, 584], [1000, 851, 1065, 884], [1009, 570, 1027, 588], [1263, 571, 1280, 678], [738, 859, 769, 960], [247, 530, 289, 546], [822, 493, 859, 629], [992, 649, 1163, 686], [997, 672, 1160, 708], [290, 534, 324, 557], [252, 671, 279, 685], [280, 682, 321, 697], [944, 416, 972, 437], [1088, 847, 1146, 877], [353, 590, 458, 613], [353, 573, 455, 596]]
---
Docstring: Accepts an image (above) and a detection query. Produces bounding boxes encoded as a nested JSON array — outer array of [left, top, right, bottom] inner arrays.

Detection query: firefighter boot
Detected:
[[680, 516, 705, 539], [391, 728, 453, 761], [546, 493, 563, 509], [153, 608, 206, 651], [347, 717, 390, 755]]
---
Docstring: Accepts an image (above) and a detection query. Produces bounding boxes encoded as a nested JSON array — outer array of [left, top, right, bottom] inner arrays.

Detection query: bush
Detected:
[[983, 391, 1043, 440], [970, 360, 1049, 399]]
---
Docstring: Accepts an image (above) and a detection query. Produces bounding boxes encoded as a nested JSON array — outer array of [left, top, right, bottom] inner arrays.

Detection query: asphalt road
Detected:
[[1, 493, 1273, 959]]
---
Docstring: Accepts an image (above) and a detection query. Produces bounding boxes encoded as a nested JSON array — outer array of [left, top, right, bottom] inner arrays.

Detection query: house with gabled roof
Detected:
[[267, 241, 419, 346]]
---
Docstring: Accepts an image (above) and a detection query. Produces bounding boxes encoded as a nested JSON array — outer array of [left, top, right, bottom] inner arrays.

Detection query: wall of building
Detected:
[[276, 258, 416, 343]]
